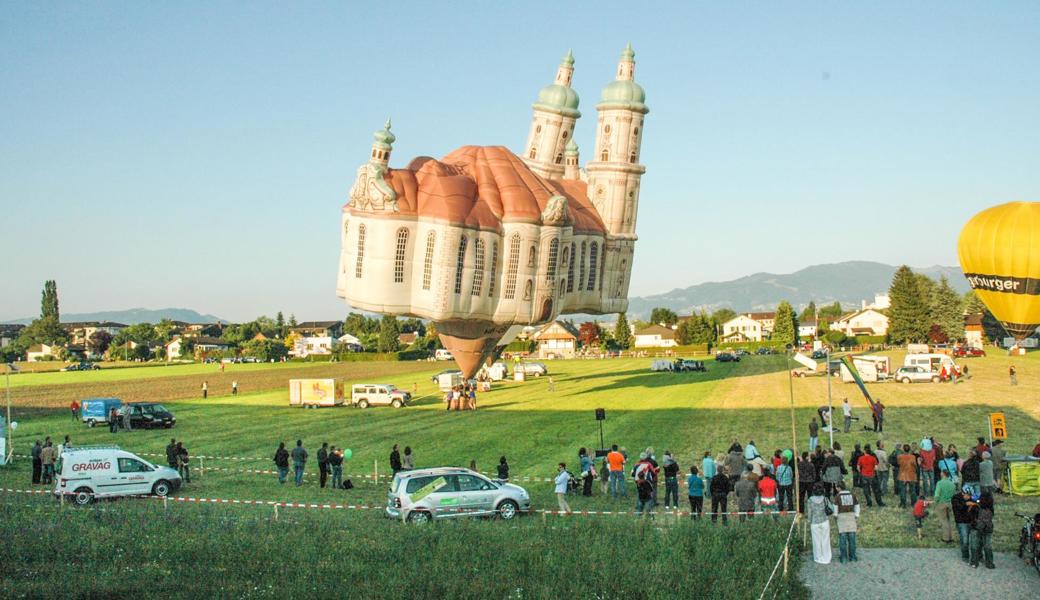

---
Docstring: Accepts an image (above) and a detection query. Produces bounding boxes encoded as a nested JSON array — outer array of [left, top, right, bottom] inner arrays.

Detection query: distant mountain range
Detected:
[[3, 308, 226, 326], [625, 261, 968, 319]]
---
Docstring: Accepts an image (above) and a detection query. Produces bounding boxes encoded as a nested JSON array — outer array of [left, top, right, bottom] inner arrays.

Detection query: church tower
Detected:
[[584, 44, 648, 307], [585, 43, 648, 237], [522, 50, 581, 180]]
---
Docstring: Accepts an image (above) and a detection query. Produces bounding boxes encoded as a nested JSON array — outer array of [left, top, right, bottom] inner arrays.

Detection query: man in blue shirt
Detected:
[[687, 466, 705, 519]]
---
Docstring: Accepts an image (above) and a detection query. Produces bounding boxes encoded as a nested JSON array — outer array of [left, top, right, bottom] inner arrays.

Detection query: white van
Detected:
[[903, 353, 957, 374], [55, 446, 181, 506], [480, 362, 510, 381], [350, 384, 411, 408], [434, 349, 454, 361]]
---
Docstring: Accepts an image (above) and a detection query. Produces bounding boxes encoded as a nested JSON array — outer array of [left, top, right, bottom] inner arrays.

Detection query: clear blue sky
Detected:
[[2, 2, 1038, 322]]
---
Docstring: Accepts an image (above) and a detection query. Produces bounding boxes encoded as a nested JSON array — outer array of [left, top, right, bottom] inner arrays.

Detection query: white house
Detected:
[[721, 312, 776, 343], [26, 343, 56, 362], [830, 309, 889, 337], [861, 294, 890, 311], [533, 321, 579, 358], [964, 314, 984, 348], [165, 338, 183, 361], [292, 336, 333, 358], [798, 318, 818, 339], [634, 324, 677, 348]]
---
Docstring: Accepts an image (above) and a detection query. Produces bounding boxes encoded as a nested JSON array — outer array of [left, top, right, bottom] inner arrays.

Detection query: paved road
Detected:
[[799, 548, 1036, 599]]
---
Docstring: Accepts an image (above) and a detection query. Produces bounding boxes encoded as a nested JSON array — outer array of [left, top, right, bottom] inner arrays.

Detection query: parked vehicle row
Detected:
[[79, 398, 176, 429], [61, 362, 101, 371]]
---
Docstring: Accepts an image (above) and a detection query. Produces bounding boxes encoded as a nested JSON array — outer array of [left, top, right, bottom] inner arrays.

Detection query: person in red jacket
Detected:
[[1032, 440, 1040, 458], [758, 471, 779, 518], [857, 445, 884, 507], [69, 400, 79, 422]]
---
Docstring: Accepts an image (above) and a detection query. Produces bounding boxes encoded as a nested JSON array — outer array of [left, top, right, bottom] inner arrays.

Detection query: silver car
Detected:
[[895, 366, 940, 384], [386, 467, 531, 523]]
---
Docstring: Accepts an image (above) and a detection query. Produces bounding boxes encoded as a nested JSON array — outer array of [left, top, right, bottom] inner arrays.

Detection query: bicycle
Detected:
[[1015, 512, 1040, 576]]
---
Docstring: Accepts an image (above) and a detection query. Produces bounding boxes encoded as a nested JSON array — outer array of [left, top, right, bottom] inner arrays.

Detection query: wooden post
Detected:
[[374, 459, 378, 485], [783, 545, 789, 576], [199, 456, 204, 478], [163, 495, 168, 511], [273, 504, 279, 521]]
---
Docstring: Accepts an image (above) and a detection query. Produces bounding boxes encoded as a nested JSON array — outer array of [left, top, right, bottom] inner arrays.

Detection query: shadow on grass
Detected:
[[573, 356, 793, 395]]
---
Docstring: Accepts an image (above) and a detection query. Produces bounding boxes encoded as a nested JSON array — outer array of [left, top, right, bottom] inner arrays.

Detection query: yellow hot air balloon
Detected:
[[957, 202, 1040, 340]]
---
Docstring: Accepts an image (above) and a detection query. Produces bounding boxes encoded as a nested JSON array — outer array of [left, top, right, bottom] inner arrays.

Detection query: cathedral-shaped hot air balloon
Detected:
[[958, 201, 1040, 340], [337, 47, 649, 382]]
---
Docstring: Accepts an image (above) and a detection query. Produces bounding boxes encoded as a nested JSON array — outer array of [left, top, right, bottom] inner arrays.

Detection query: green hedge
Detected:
[[635, 343, 710, 354], [505, 339, 536, 353], [848, 335, 886, 345], [718, 340, 790, 351]]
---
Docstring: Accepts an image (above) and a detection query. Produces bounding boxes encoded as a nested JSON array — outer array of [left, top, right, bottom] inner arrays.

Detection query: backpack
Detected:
[[341, 479, 354, 490], [634, 462, 654, 484], [975, 508, 993, 533]]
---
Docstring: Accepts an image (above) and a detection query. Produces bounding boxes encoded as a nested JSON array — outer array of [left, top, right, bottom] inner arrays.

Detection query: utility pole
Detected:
[[827, 347, 834, 449]]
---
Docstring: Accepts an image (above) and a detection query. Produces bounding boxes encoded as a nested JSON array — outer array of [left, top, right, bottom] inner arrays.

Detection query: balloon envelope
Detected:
[[342, 448, 352, 460], [957, 202, 1040, 339]]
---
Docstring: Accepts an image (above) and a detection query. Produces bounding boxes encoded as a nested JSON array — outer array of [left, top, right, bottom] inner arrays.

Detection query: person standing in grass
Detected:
[[938, 447, 959, 486], [797, 451, 816, 513], [633, 453, 657, 517], [389, 444, 402, 475], [317, 442, 330, 489], [606, 445, 627, 499], [498, 456, 510, 481], [822, 450, 845, 497], [547, 376, 555, 392], [202, 381, 208, 399], [579, 448, 594, 497], [735, 466, 758, 521], [273, 442, 289, 484], [231, 380, 238, 396], [402, 447, 414, 471], [725, 444, 745, 489], [961, 448, 981, 496], [808, 418, 819, 451], [122, 407, 132, 432], [701, 450, 716, 482], [848, 443, 864, 491], [919, 439, 937, 498], [176, 442, 191, 483], [69, 400, 79, 422], [952, 485, 976, 562], [31, 440, 43, 485], [896, 444, 919, 508], [554, 463, 572, 514], [841, 398, 853, 433], [166, 438, 178, 469], [833, 482, 860, 563], [874, 441, 889, 497], [109, 407, 119, 433], [933, 469, 956, 543], [687, 466, 704, 519], [978, 451, 995, 496], [662, 451, 680, 510], [857, 445, 883, 507], [807, 483, 834, 564], [744, 439, 759, 461], [1009, 364, 1017, 385], [709, 469, 731, 524], [291, 440, 307, 486], [757, 469, 778, 517], [40, 441, 55, 485], [990, 440, 1006, 492], [775, 456, 793, 511], [328, 446, 343, 489], [970, 491, 995, 569]]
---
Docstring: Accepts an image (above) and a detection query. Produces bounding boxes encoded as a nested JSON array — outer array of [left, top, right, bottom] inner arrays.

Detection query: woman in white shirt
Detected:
[[554, 463, 572, 514]]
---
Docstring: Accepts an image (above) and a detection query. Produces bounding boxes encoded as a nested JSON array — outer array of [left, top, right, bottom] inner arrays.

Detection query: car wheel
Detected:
[[391, 399, 402, 408], [87, 419, 96, 428], [72, 487, 94, 506], [152, 480, 171, 497], [931, 376, 940, 383], [901, 378, 910, 384], [358, 399, 369, 409], [497, 499, 519, 520], [407, 510, 431, 524]]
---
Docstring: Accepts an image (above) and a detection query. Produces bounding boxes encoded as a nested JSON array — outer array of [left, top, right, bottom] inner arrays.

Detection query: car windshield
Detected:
[[151, 405, 168, 413]]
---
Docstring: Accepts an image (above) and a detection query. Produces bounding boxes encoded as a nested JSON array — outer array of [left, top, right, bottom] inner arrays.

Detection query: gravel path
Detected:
[[799, 548, 1036, 599]]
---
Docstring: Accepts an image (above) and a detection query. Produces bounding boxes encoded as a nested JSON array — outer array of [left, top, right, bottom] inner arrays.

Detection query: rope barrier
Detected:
[[757, 515, 799, 600]]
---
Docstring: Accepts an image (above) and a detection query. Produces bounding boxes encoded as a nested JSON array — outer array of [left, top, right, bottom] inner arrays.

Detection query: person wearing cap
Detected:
[[951, 485, 976, 562], [979, 451, 996, 496], [933, 469, 957, 543]]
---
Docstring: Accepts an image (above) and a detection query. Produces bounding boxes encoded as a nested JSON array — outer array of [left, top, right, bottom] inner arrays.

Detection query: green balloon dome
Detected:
[[599, 79, 646, 105], [535, 84, 580, 115]]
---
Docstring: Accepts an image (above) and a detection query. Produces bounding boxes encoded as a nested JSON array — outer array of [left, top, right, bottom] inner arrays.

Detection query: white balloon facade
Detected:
[[337, 47, 649, 377]]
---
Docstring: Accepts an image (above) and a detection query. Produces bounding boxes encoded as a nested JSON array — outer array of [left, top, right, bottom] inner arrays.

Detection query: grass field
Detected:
[[2, 350, 1039, 597]]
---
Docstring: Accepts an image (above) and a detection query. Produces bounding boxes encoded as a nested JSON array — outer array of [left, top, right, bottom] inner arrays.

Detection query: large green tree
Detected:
[[929, 276, 964, 341], [344, 313, 379, 336], [614, 313, 633, 349], [88, 330, 113, 355], [677, 312, 715, 344], [649, 307, 679, 326], [818, 302, 844, 319], [711, 308, 737, 327], [888, 265, 931, 344], [799, 301, 817, 322], [377, 315, 401, 353], [16, 316, 67, 347], [41, 280, 59, 320], [771, 301, 798, 345]]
